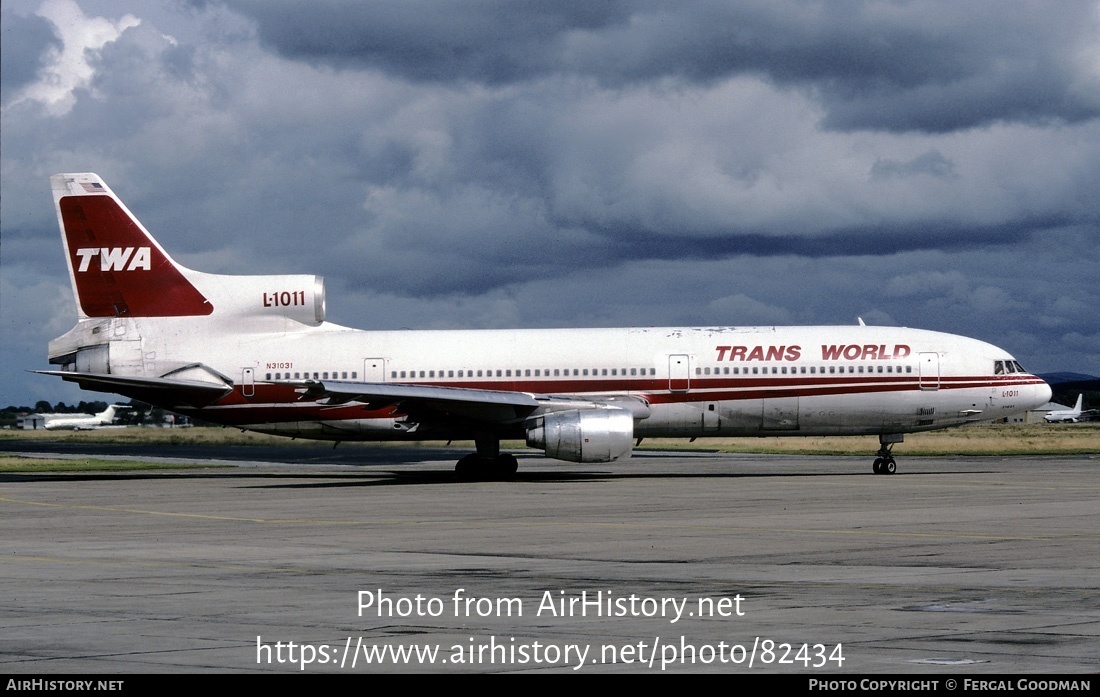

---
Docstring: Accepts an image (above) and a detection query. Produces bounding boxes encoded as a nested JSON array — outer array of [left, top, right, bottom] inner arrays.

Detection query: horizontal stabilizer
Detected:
[[34, 370, 231, 408]]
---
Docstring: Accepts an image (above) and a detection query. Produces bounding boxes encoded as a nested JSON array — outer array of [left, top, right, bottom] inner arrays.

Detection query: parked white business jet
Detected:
[[38, 173, 1052, 477], [1044, 394, 1084, 423], [39, 404, 127, 430]]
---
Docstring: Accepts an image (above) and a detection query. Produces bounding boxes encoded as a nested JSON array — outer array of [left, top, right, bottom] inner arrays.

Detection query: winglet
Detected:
[[52, 173, 213, 318]]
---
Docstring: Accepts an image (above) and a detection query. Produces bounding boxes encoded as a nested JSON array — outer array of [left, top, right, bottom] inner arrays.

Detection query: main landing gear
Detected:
[[872, 433, 902, 475], [872, 453, 896, 475], [454, 437, 519, 480]]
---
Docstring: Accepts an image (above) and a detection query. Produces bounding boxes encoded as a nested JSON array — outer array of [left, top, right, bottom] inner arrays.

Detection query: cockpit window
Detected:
[[995, 359, 1028, 375]]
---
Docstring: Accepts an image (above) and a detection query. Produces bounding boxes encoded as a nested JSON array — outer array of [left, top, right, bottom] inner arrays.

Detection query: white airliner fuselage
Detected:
[[38, 405, 124, 430], [1044, 394, 1084, 423], [40, 173, 1052, 477]]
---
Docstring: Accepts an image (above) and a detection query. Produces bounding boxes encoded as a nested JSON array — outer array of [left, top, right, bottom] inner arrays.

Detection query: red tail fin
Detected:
[[52, 173, 212, 317]]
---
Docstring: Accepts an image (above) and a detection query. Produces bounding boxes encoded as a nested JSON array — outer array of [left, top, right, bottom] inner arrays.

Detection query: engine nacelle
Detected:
[[255, 275, 326, 325], [201, 273, 327, 325], [526, 408, 634, 463]]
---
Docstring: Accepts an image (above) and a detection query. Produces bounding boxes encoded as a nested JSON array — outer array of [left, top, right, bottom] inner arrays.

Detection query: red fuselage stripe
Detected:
[[193, 374, 1045, 424]]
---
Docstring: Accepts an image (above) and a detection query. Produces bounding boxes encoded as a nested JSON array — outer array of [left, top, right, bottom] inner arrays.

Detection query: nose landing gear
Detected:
[[872, 454, 896, 474], [872, 433, 902, 475]]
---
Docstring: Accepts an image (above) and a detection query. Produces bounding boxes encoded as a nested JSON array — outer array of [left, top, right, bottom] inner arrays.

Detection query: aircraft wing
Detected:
[[304, 380, 650, 424], [305, 380, 542, 423]]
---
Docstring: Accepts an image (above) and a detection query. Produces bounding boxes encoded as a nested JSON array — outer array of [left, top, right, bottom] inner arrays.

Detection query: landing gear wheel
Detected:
[[495, 453, 519, 478], [455, 454, 480, 479], [454, 453, 519, 480], [872, 435, 902, 475]]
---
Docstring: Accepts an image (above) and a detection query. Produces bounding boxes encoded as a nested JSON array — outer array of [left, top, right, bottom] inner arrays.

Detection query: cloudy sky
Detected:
[[2, 0, 1098, 407]]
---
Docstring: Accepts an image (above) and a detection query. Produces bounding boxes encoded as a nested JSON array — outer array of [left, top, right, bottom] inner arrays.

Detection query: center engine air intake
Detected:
[[525, 408, 634, 463]]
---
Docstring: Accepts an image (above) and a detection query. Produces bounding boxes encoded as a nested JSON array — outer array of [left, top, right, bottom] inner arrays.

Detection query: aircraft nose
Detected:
[[1032, 380, 1053, 409]]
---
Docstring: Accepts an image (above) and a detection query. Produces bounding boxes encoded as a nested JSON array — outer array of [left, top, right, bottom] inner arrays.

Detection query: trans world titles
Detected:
[[358, 589, 745, 624]]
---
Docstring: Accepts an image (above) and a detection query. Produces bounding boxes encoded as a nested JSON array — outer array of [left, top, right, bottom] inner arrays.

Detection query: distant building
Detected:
[[17, 414, 46, 430]]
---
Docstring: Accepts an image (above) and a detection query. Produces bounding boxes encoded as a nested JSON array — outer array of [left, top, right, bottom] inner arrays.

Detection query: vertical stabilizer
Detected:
[[52, 173, 212, 318]]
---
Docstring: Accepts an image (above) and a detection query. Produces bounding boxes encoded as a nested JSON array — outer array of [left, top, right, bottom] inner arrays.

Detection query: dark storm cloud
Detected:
[[0, 7, 61, 101], [591, 215, 1072, 261], [870, 150, 955, 179], [228, 0, 632, 83], [227, 0, 1100, 132], [327, 193, 1075, 299]]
